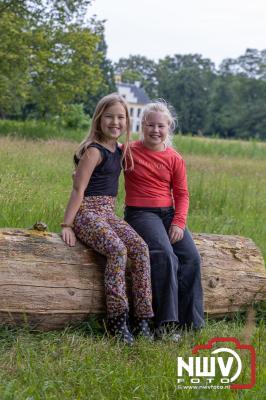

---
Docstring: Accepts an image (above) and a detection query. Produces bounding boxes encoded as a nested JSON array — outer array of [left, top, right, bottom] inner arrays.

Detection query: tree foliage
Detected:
[[0, 0, 114, 118], [0, 7, 32, 116], [83, 30, 116, 117], [156, 54, 215, 134], [114, 55, 158, 98], [0, 0, 92, 24], [114, 50, 266, 139], [1, 3, 265, 141], [219, 48, 266, 80], [27, 24, 103, 117]]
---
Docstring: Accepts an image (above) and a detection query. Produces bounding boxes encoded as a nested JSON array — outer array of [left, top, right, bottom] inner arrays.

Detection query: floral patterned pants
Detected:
[[74, 196, 153, 318]]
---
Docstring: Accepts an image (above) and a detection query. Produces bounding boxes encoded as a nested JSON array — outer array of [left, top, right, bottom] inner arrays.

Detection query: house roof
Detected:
[[117, 82, 150, 104]]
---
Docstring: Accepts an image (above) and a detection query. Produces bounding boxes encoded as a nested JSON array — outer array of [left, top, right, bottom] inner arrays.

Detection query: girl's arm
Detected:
[[61, 147, 101, 246], [169, 157, 189, 243]]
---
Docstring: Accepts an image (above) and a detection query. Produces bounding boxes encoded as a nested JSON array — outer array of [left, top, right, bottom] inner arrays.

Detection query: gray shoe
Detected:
[[154, 325, 182, 342]]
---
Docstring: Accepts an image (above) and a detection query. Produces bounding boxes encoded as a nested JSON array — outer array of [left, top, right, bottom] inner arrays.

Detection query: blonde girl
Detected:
[[124, 100, 204, 340], [61, 93, 153, 344]]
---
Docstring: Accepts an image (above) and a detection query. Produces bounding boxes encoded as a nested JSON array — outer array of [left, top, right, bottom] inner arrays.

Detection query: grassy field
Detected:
[[0, 133, 266, 399]]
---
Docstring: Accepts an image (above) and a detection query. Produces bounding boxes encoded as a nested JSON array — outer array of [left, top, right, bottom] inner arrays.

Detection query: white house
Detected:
[[116, 82, 150, 133]]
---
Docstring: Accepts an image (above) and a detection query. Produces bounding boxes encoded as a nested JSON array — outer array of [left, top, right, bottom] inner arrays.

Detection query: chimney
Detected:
[[115, 75, 122, 84]]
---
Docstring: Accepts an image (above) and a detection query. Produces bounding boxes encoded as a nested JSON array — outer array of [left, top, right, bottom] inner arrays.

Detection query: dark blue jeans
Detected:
[[124, 206, 205, 329]]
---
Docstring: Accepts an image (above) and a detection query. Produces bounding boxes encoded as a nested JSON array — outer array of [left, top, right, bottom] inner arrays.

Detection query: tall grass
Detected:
[[174, 134, 266, 160], [1, 120, 266, 159], [185, 154, 266, 259], [1, 135, 265, 259], [0, 120, 86, 142], [0, 134, 265, 399]]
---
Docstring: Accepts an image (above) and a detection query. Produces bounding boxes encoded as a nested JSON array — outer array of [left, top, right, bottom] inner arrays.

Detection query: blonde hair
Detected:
[[74, 93, 133, 169], [140, 99, 177, 147]]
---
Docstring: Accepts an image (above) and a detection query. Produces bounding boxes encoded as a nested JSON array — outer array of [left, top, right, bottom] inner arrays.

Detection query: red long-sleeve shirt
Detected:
[[123, 141, 189, 229]]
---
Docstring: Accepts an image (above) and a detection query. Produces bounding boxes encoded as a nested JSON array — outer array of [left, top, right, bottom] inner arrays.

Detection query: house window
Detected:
[[130, 108, 134, 117], [136, 124, 140, 132], [137, 108, 141, 117]]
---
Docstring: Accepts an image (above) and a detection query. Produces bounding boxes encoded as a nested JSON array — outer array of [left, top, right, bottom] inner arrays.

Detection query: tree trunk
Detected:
[[0, 228, 265, 330]]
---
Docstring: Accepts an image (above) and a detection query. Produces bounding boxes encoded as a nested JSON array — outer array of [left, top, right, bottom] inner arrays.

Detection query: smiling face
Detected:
[[100, 102, 127, 142], [142, 111, 170, 151]]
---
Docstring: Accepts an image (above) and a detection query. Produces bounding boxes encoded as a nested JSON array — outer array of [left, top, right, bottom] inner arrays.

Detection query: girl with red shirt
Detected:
[[124, 101, 204, 339]]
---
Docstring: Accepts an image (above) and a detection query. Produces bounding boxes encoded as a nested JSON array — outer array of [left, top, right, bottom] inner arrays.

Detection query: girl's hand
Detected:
[[168, 225, 184, 244], [61, 227, 76, 247]]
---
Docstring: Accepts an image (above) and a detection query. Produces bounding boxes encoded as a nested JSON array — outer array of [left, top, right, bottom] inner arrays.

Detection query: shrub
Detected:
[[59, 104, 91, 129]]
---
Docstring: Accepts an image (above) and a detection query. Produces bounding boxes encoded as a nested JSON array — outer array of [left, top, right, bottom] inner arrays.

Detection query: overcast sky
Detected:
[[88, 0, 266, 67]]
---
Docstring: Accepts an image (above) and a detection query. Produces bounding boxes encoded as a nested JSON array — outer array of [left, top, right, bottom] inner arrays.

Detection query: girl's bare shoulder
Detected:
[[79, 145, 102, 166]]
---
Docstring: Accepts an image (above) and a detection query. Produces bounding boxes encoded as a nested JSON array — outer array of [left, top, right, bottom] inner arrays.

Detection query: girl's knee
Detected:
[[191, 249, 201, 268], [151, 248, 177, 271], [141, 240, 149, 256], [110, 242, 127, 258], [132, 237, 150, 257]]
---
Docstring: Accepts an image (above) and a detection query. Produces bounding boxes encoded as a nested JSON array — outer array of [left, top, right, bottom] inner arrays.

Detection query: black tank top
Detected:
[[76, 143, 122, 197]]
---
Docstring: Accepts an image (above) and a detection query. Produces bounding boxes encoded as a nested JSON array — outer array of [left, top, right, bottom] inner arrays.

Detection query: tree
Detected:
[[0, 0, 109, 118], [27, 23, 103, 117], [114, 55, 158, 98], [219, 48, 266, 80], [206, 75, 266, 139], [83, 32, 116, 117], [205, 76, 240, 138], [0, 9, 31, 117], [0, 1, 92, 25], [156, 54, 216, 133], [234, 77, 266, 139]]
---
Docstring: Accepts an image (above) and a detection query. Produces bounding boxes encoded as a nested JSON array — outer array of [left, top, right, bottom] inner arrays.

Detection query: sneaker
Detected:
[[154, 324, 182, 343]]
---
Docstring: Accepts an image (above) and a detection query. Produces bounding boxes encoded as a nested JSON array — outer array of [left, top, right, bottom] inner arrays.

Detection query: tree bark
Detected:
[[0, 228, 265, 330]]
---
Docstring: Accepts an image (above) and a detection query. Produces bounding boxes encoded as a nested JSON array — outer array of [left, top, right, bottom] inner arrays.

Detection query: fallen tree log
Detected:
[[0, 228, 265, 330]]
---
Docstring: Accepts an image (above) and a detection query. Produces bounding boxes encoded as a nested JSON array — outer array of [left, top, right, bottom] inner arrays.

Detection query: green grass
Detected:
[[1, 134, 265, 259], [0, 133, 266, 399], [174, 134, 266, 160], [0, 119, 86, 142], [186, 154, 266, 260], [1, 120, 266, 160], [0, 320, 265, 399]]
